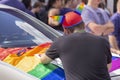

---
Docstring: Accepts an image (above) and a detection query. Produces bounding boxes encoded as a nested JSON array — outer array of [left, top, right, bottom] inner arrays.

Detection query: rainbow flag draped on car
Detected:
[[1, 42, 120, 79], [2, 43, 65, 80]]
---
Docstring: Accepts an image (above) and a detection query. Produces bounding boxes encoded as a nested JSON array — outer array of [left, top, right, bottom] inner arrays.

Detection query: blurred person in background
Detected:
[[61, 0, 82, 15], [98, 0, 112, 17], [38, 0, 46, 9], [31, 1, 41, 19], [35, 0, 48, 23], [81, 0, 114, 37], [48, 0, 82, 32], [47, 0, 64, 31], [109, 0, 120, 54], [82, 0, 88, 4], [0, 0, 35, 16], [21, 0, 32, 10], [60, 0, 74, 15], [0, 0, 26, 11], [71, 0, 81, 9]]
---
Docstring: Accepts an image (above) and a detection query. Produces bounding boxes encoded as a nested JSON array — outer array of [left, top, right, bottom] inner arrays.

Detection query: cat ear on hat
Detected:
[[74, 2, 85, 15], [50, 15, 65, 24]]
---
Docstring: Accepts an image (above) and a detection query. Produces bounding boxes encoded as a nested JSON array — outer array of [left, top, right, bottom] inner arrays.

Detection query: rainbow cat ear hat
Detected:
[[50, 2, 85, 28]]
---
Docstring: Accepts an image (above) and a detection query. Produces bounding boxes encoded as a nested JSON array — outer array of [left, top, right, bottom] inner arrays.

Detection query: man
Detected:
[[31, 1, 41, 18], [81, 0, 114, 36], [39, 11, 112, 80], [21, 0, 32, 10], [60, 0, 74, 15], [47, 0, 63, 31], [109, 0, 120, 54]]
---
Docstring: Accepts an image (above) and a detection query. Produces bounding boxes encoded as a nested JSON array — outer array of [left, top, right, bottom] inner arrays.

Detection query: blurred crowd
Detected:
[[0, 0, 120, 55]]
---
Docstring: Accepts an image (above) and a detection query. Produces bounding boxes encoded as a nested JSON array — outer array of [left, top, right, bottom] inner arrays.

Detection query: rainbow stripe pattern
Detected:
[[28, 63, 65, 80], [1, 42, 120, 79], [2, 43, 65, 80], [75, 2, 85, 14], [110, 56, 120, 72], [50, 16, 64, 24]]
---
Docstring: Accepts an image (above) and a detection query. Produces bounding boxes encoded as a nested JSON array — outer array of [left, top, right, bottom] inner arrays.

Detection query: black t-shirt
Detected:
[[46, 32, 112, 80]]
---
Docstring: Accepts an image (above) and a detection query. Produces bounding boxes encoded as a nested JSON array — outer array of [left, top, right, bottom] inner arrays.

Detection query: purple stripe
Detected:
[[110, 58, 120, 72]]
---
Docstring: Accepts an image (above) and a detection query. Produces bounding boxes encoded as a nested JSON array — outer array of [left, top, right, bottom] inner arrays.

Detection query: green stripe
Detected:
[[28, 63, 58, 79]]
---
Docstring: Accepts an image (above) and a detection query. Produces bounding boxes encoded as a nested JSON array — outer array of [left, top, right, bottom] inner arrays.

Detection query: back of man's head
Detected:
[[62, 11, 84, 34], [33, 1, 41, 8]]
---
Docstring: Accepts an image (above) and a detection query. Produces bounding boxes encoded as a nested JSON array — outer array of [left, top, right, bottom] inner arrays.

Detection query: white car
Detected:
[[0, 4, 120, 80]]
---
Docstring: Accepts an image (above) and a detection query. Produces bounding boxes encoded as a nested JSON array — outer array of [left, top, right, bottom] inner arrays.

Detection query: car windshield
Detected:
[[0, 11, 52, 48]]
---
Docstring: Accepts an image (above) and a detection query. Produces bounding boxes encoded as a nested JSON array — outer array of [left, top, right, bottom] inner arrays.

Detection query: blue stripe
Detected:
[[112, 56, 119, 60], [42, 68, 65, 80]]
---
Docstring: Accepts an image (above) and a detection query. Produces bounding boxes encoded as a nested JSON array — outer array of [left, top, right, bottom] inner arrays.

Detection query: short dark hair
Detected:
[[46, 0, 57, 10], [21, 0, 31, 9], [65, 22, 85, 33], [33, 2, 41, 8]]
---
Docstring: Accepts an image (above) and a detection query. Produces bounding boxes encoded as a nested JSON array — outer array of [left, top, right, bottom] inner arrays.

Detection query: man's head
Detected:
[[63, 22, 84, 35], [62, 11, 84, 35], [32, 1, 41, 13], [50, 2, 85, 35]]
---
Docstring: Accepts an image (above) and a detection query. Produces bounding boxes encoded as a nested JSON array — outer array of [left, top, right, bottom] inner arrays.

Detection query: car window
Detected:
[[0, 11, 52, 48]]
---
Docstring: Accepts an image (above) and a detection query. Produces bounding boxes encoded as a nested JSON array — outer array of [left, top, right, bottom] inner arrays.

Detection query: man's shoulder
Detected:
[[81, 6, 95, 21], [57, 32, 106, 39], [55, 33, 108, 47], [82, 33, 108, 41], [82, 5, 96, 13], [111, 13, 120, 20], [82, 6, 90, 14], [68, 32, 100, 39]]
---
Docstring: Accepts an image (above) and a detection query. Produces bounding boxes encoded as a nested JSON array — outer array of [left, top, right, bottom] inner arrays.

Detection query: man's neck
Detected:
[[74, 29, 85, 33]]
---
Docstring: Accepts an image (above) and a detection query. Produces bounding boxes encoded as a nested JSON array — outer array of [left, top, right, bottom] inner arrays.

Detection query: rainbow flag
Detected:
[[28, 63, 65, 80], [2, 42, 120, 79], [50, 16, 64, 24], [3, 43, 65, 80], [110, 57, 120, 72]]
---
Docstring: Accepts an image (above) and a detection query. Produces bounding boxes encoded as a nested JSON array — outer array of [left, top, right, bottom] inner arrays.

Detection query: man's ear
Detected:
[[64, 28, 72, 35]]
